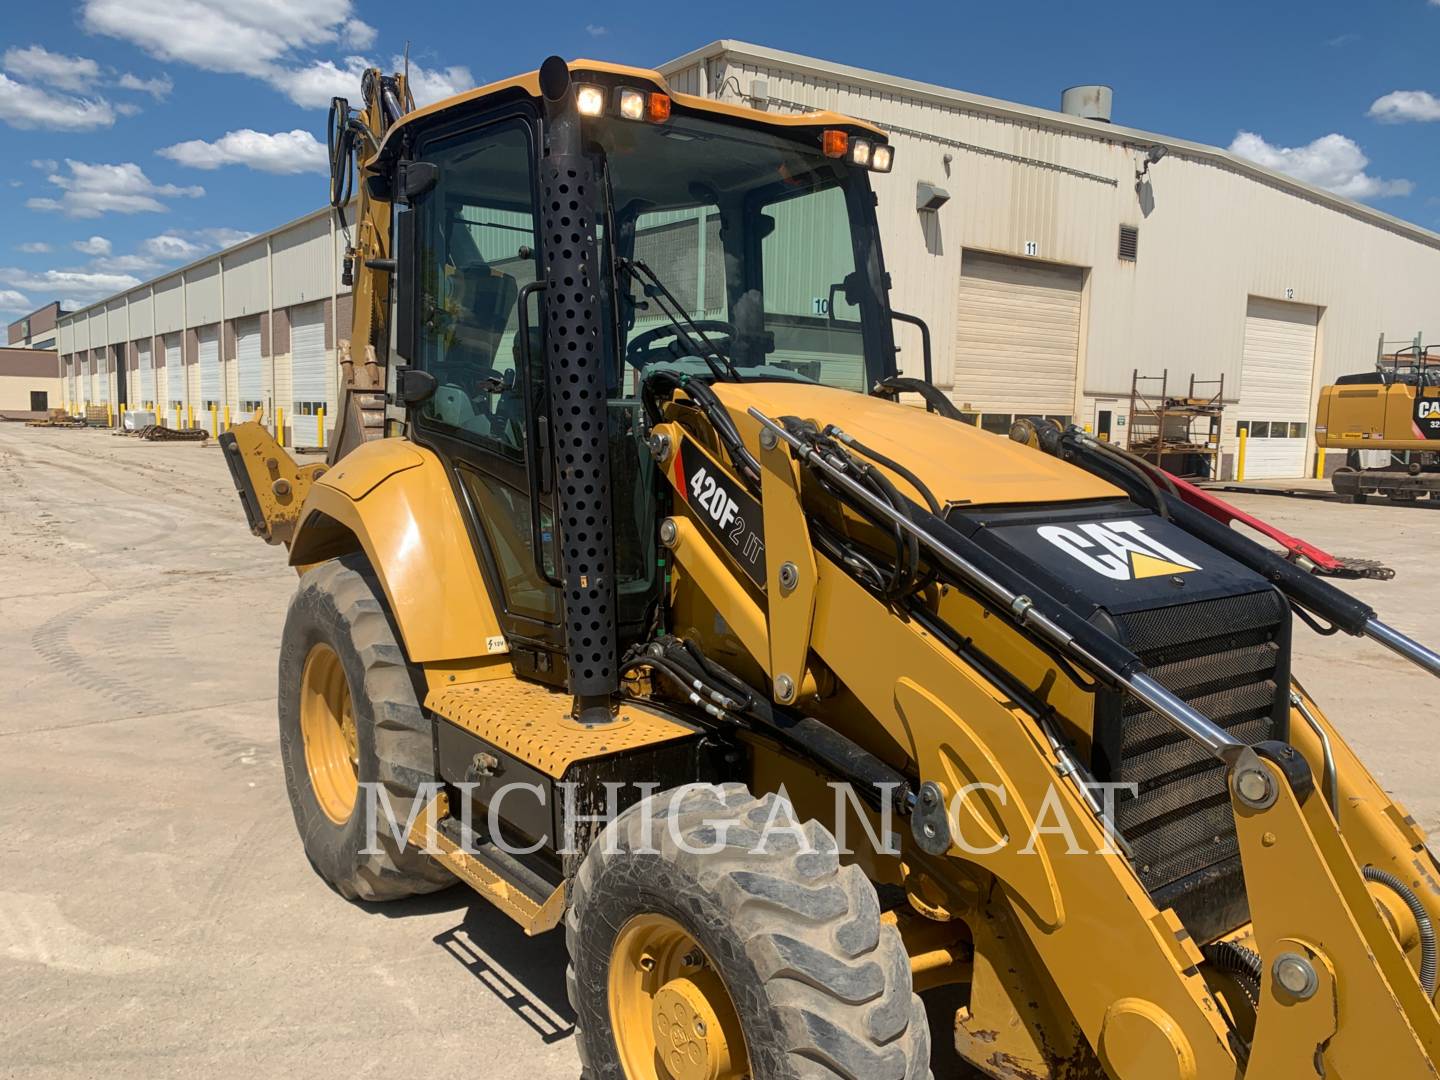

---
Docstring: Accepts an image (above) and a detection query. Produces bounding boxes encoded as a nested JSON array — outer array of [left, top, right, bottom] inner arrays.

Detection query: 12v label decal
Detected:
[[1037, 519, 1200, 581], [672, 440, 767, 587]]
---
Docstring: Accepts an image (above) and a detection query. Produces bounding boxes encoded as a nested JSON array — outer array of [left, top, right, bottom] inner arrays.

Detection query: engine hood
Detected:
[[711, 381, 1121, 509]]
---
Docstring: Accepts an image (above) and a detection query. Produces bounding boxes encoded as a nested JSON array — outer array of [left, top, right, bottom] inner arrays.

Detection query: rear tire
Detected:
[[567, 783, 932, 1079], [277, 554, 452, 902]]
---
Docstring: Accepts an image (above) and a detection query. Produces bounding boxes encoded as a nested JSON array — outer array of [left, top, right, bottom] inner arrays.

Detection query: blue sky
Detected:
[[3, 0, 1438, 318]]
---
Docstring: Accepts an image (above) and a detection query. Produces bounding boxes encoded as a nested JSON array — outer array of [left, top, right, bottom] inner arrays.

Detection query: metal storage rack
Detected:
[[1126, 369, 1225, 478]]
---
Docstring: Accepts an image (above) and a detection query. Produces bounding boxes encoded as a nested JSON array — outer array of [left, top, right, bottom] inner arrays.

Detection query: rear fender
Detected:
[[289, 439, 507, 664]]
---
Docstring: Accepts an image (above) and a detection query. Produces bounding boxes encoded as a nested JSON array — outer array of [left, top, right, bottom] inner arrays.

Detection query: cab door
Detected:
[[402, 112, 565, 681]]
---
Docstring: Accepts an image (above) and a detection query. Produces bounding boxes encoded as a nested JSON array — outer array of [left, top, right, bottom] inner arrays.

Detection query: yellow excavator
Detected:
[[1317, 343, 1440, 502], [222, 55, 1440, 1079]]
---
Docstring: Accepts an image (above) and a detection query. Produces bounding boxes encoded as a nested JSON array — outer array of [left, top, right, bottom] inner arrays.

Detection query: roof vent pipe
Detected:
[[1061, 84, 1113, 123]]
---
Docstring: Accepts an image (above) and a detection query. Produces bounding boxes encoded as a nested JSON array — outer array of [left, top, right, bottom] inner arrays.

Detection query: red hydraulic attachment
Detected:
[[1135, 462, 1395, 581]]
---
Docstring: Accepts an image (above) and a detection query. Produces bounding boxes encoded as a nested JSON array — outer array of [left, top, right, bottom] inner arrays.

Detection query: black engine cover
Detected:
[[950, 499, 1291, 942]]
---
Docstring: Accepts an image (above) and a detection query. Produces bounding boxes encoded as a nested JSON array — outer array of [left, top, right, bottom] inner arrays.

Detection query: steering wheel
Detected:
[[625, 320, 736, 370]]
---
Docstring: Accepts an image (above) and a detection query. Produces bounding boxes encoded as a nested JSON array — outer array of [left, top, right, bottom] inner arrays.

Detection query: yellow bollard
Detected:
[[317, 406, 325, 449], [277, 407, 285, 448], [175, 404, 181, 429], [1314, 444, 1325, 480], [106, 402, 113, 428], [1236, 428, 1248, 482], [210, 404, 217, 436], [223, 404, 231, 432], [186, 404, 194, 429]]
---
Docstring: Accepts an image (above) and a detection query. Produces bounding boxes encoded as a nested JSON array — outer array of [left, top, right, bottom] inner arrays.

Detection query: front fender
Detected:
[[289, 439, 506, 663]]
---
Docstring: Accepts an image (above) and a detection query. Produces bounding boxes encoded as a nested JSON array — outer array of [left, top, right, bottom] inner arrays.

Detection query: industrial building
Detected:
[[55, 40, 1440, 477]]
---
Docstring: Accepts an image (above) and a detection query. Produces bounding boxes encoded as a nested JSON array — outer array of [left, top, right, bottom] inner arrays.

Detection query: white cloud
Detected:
[[117, 72, 173, 99], [278, 54, 472, 109], [139, 227, 254, 262], [2, 45, 100, 92], [73, 235, 112, 256], [1368, 90, 1440, 123], [1228, 131, 1413, 199], [31, 159, 56, 171], [586, 24, 608, 37], [89, 253, 165, 273], [280, 55, 367, 108], [195, 226, 255, 248], [159, 128, 328, 174], [140, 233, 205, 261], [115, 102, 142, 117], [0, 267, 143, 306], [0, 289, 32, 315], [27, 160, 205, 219], [17, 242, 51, 253], [402, 58, 473, 107], [0, 74, 114, 130], [81, 0, 364, 74], [340, 21, 377, 49]]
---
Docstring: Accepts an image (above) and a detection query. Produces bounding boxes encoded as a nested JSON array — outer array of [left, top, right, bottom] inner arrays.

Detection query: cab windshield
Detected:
[[592, 114, 892, 393]]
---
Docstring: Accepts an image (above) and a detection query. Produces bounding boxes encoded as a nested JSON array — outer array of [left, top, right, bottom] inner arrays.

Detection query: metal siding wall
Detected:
[[153, 276, 184, 332], [107, 301, 127, 344], [703, 49, 1440, 451], [127, 289, 153, 338], [224, 242, 269, 316], [58, 320, 72, 354], [271, 215, 332, 307], [88, 309, 106, 352], [186, 261, 222, 325]]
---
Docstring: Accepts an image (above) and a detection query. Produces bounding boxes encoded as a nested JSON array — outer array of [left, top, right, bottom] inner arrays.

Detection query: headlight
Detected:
[[871, 144, 894, 172], [617, 87, 646, 121], [849, 138, 873, 167], [575, 84, 605, 117]]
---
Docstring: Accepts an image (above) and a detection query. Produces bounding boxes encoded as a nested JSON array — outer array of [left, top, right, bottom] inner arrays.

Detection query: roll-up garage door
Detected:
[[138, 339, 154, 405], [290, 301, 329, 431], [236, 316, 262, 411], [164, 333, 183, 406], [952, 250, 1083, 430], [1238, 297, 1318, 479], [198, 326, 220, 432], [94, 352, 109, 403]]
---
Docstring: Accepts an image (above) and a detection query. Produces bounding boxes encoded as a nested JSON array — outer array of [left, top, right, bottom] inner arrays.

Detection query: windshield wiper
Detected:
[[619, 257, 740, 382]]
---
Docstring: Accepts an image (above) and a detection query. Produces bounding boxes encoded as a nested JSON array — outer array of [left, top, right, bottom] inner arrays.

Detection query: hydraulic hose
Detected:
[[1365, 865, 1439, 997], [1203, 940, 1263, 1007]]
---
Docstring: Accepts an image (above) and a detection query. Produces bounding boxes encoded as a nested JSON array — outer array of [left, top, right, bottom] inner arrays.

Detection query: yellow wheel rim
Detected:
[[609, 914, 749, 1080], [299, 642, 359, 824]]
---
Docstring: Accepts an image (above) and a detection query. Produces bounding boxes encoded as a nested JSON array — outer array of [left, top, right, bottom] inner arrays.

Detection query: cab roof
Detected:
[[375, 58, 886, 162]]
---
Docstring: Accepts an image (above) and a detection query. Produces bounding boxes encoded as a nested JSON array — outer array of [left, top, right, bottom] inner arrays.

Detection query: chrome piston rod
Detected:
[[748, 407, 1246, 765], [1366, 619, 1440, 680]]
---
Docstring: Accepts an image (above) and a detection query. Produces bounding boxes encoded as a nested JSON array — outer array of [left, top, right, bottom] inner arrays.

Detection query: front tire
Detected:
[[567, 783, 931, 1079], [277, 554, 452, 902]]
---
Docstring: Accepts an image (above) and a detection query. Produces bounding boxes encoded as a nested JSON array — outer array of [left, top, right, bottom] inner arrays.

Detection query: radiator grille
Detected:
[[1099, 588, 1289, 940]]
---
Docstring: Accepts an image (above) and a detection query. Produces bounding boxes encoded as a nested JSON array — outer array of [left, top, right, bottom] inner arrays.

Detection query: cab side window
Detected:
[[416, 123, 539, 456]]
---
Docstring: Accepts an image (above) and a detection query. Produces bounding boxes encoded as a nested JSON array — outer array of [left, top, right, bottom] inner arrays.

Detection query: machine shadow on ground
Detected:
[[359, 887, 578, 1043]]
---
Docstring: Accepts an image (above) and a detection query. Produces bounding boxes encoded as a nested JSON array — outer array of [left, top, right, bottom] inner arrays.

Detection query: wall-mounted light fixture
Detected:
[[917, 181, 951, 214]]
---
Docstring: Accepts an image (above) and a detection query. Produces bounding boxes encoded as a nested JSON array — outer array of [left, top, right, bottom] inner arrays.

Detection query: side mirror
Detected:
[[397, 366, 437, 405]]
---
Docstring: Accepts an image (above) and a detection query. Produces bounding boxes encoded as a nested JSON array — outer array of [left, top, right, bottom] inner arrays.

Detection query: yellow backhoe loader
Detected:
[[222, 55, 1440, 1079], [1317, 344, 1440, 502]]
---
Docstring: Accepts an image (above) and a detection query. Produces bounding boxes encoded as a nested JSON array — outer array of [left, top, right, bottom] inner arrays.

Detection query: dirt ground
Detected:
[[0, 423, 1435, 1078]]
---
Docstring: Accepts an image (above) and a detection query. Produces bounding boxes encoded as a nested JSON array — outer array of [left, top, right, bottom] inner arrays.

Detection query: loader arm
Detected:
[[218, 422, 329, 547]]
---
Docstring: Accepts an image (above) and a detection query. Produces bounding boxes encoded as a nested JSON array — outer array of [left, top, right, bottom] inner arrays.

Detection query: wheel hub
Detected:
[[652, 974, 733, 1080], [298, 642, 359, 824], [608, 914, 748, 1080]]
